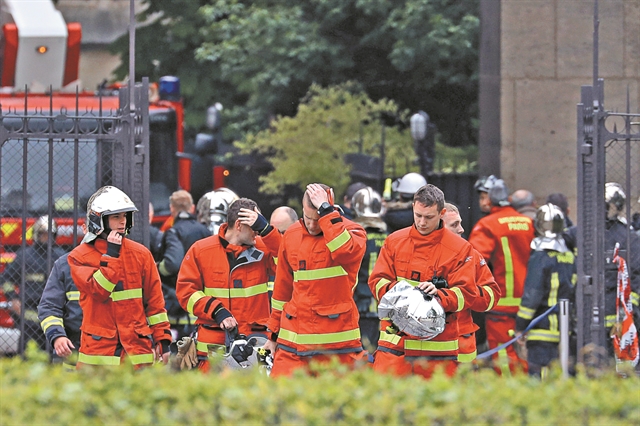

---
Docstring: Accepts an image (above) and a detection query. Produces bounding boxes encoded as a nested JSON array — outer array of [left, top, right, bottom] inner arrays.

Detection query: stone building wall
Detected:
[[499, 0, 639, 211]]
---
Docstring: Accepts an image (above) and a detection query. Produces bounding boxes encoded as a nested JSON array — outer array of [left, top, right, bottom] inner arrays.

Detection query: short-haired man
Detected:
[[176, 198, 281, 371], [263, 183, 367, 377], [157, 190, 210, 338], [369, 185, 479, 378]]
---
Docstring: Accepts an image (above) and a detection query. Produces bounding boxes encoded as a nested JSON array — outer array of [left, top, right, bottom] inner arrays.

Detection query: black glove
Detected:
[[250, 213, 272, 236], [432, 274, 448, 289], [107, 241, 121, 258]]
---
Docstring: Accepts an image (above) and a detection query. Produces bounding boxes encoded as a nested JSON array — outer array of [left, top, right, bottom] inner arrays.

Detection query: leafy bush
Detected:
[[1, 355, 638, 425]]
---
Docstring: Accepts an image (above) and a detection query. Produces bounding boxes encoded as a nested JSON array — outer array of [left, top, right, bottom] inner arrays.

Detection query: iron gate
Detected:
[[576, 79, 640, 366], [0, 80, 150, 357]]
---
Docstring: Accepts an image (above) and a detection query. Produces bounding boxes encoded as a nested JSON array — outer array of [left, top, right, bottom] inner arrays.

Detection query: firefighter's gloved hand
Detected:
[[250, 212, 271, 236], [432, 275, 448, 289]]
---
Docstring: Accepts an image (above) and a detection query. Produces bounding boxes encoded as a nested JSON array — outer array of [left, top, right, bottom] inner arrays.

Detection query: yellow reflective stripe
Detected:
[[158, 261, 171, 277], [500, 236, 514, 300], [147, 312, 169, 325], [93, 270, 115, 293], [404, 339, 458, 352], [379, 331, 401, 346], [451, 287, 464, 312], [548, 313, 558, 333], [528, 329, 560, 342], [375, 278, 391, 299], [24, 309, 39, 322], [187, 291, 206, 315], [110, 288, 142, 302], [631, 292, 638, 306], [458, 350, 477, 363], [279, 328, 360, 345], [498, 297, 521, 307], [604, 315, 616, 328], [548, 272, 559, 307], [398, 276, 419, 287], [326, 230, 351, 252], [204, 284, 268, 298], [78, 353, 121, 366], [25, 273, 46, 282], [271, 298, 285, 312], [197, 340, 225, 354], [368, 252, 378, 276], [128, 354, 155, 365], [273, 257, 278, 265], [497, 348, 511, 376], [484, 286, 496, 311], [40, 315, 64, 332], [267, 281, 274, 292], [517, 306, 535, 320], [294, 266, 347, 281], [66, 291, 80, 301]]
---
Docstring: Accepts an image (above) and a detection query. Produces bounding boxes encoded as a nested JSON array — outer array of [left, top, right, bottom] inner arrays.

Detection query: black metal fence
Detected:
[[0, 82, 149, 357]]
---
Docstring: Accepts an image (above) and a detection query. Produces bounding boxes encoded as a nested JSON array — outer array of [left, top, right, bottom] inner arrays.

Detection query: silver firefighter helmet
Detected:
[[474, 174, 498, 193], [352, 186, 386, 219], [196, 187, 240, 235], [531, 203, 568, 252], [378, 281, 446, 340], [84, 186, 138, 243]]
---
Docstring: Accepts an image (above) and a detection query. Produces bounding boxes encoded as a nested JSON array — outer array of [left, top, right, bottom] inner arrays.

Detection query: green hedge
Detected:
[[1, 351, 638, 425]]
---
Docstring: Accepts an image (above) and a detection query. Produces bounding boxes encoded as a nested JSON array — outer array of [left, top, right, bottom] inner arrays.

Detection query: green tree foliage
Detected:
[[111, 0, 479, 146], [240, 83, 413, 198]]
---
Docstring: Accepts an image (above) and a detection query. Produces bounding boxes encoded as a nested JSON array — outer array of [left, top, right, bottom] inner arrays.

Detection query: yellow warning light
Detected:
[[223, 170, 230, 177], [36, 45, 48, 54]]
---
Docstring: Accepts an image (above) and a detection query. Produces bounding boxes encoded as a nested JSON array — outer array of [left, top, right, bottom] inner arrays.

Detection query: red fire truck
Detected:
[[0, 1, 236, 266]]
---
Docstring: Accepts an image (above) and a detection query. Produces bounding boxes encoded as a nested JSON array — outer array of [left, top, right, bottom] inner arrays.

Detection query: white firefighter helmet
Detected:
[[208, 334, 272, 374], [531, 203, 568, 252], [605, 182, 625, 220], [83, 186, 138, 243], [196, 187, 240, 235], [378, 281, 446, 340], [352, 186, 386, 218], [31, 215, 57, 242], [474, 175, 498, 193], [394, 173, 427, 196]]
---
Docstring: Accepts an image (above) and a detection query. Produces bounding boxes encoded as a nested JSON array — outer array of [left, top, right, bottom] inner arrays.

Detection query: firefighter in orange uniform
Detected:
[[176, 198, 281, 370], [369, 185, 479, 378], [262, 183, 367, 377], [442, 203, 501, 363], [468, 179, 534, 374], [68, 186, 171, 368]]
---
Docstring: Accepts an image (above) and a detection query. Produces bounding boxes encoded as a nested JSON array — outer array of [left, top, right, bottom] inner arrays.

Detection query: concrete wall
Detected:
[[500, 0, 640, 212]]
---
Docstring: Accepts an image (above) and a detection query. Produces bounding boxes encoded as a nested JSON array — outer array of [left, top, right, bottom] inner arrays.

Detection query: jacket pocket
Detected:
[[312, 302, 352, 319], [283, 302, 297, 320], [82, 324, 117, 339], [134, 325, 153, 338]]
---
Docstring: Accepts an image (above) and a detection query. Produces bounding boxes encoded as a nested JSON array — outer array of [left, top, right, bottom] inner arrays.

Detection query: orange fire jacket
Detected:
[[176, 223, 280, 349], [267, 212, 367, 356], [369, 224, 479, 359], [469, 206, 534, 315], [69, 238, 171, 362]]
